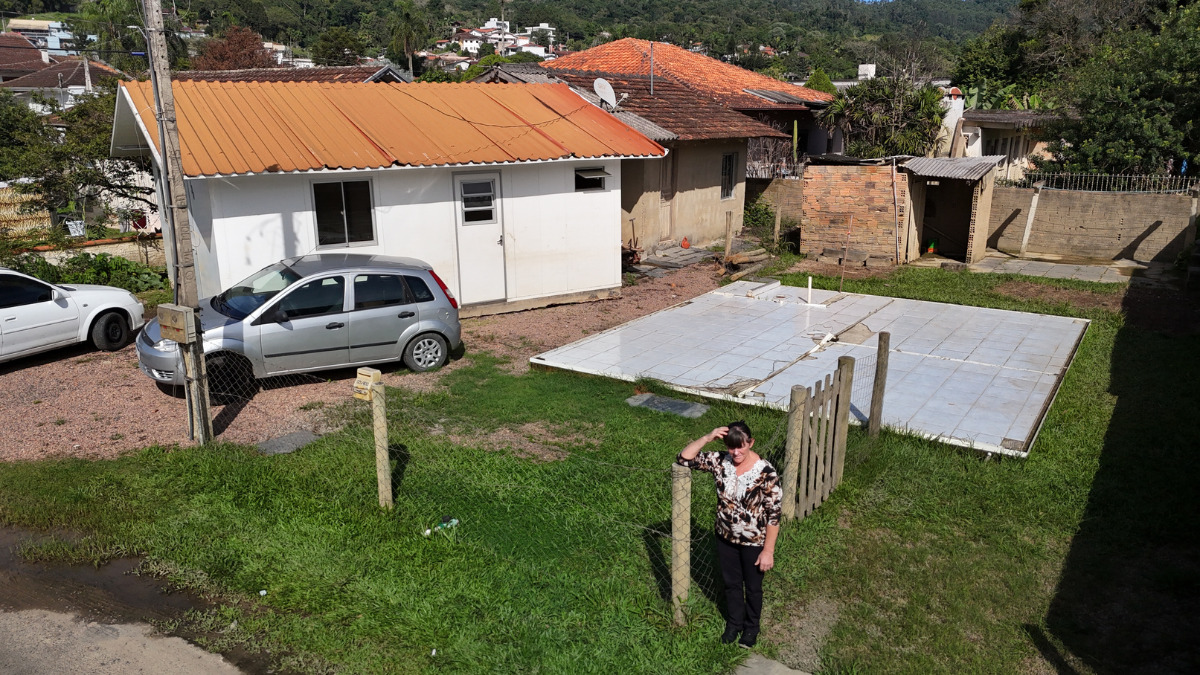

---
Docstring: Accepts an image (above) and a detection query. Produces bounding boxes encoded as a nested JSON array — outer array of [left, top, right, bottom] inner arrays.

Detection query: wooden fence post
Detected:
[[869, 331, 890, 437], [832, 356, 855, 489], [354, 367, 392, 510], [372, 383, 393, 510], [670, 463, 691, 626], [1019, 181, 1045, 257], [781, 385, 809, 521]]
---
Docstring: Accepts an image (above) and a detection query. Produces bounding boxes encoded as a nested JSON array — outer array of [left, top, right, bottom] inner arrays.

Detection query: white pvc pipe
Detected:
[[808, 276, 812, 305]]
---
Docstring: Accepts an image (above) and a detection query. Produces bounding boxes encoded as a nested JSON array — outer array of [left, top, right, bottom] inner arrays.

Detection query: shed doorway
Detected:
[[919, 178, 975, 262]]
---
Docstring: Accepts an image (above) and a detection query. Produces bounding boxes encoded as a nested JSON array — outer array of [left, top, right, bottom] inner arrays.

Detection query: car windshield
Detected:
[[212, 262, 302, 320]]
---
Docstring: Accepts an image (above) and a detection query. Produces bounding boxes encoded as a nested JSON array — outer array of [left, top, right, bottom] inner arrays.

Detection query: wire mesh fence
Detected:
[[997, 172, 1200, 194]]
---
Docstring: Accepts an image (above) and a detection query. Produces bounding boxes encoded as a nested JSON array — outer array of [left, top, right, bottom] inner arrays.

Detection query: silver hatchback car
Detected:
[[137, 254, 461, 389]]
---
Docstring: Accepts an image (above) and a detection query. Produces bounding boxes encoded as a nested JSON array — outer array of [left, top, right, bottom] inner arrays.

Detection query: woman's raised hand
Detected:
[[709, 427, 729, 442]]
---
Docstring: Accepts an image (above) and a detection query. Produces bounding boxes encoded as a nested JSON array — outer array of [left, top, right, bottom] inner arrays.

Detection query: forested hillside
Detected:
[[5, 0, 1016, 77]]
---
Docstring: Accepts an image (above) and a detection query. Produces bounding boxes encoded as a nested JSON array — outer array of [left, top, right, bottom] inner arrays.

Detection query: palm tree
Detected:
[[389, 0, 429, 76]]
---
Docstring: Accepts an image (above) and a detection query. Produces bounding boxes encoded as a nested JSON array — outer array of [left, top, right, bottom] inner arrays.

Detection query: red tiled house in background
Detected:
[[544, 39, 836, 164], [0, 32, 54, 83], [477, 63, 789, 247], [0, 58, 121, 110]]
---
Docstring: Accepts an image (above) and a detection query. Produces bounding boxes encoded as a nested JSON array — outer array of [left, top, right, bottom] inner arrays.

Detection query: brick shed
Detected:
[[800, 163, 908, 262]]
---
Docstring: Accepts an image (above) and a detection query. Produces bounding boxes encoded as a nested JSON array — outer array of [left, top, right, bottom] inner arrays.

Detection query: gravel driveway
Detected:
[[0, 266, 720, 462]]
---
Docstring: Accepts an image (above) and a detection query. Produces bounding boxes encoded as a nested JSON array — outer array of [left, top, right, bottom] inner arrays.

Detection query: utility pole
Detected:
[[138, 0, 213, 443]]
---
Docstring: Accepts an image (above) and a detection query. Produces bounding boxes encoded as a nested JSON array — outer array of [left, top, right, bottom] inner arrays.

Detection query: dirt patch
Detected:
[[994, 280, 1126, 313], [781, 258, 898, 280], [0, 265, 720, 462], [446, 421, 603, 462], [767, 594, 840, 672], [995, 280, 1200, 334]]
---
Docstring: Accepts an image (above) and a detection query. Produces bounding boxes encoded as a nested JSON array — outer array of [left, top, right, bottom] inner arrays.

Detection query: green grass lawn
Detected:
[[0, 267, 1196, 673]]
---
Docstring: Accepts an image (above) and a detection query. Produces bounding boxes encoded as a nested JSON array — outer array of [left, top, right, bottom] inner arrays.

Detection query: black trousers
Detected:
[[715, 535, 765, 633]]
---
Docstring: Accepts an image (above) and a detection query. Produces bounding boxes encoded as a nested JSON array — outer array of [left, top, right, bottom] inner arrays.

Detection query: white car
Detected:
[[0, 267, 145, 365]]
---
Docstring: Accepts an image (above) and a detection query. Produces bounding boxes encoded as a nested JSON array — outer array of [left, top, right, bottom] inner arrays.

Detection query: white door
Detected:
[[0, 273, 79, 359], [454, 173, 506, 305]]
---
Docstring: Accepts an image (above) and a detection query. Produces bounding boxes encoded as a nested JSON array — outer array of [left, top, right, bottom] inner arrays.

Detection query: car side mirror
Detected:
[[51, 288, 64, 302]]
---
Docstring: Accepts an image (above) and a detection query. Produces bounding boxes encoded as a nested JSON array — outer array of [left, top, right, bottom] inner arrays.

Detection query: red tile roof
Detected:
[[548, 71, 787, 141], [545, 39, 834, 110], [0, 58, 121, 89], [174, 65, 403, 83], [118, 80, 665, 177], [0, 32, 52, 78]]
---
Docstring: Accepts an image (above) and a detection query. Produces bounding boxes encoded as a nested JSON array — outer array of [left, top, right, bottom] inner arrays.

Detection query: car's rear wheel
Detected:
[[403, 333, 449, 373], [91, 312, 131, 351]]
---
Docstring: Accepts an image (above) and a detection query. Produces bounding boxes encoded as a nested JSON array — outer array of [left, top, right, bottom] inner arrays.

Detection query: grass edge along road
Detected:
[[0, 267, 1196, 673]]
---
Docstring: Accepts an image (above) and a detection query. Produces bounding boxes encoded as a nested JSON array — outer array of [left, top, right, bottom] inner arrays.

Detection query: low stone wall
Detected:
[[800, 165, 907, 259], [31, 235, 166, 268], [989, 187, 1195, 262]]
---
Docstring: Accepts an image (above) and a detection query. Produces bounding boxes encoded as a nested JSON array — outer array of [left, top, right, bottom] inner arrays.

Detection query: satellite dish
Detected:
[[594, 78, 617, 110]]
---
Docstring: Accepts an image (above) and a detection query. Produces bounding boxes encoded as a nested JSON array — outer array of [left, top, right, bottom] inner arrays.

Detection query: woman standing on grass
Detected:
[[677, 421, 782, 649]]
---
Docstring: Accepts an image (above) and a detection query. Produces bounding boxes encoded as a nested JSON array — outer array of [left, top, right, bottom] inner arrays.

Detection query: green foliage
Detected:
[[821, 78, 948, 158], [4, 252, 168, 293], [1037, 5, 1200, 173], [416, 68, 458, 82], [311, 26, 364, 66], [461, 52, 543, 82], [804, 68, 837, 96], [0, 82, 154, 233], [741, 197, 777, 242]]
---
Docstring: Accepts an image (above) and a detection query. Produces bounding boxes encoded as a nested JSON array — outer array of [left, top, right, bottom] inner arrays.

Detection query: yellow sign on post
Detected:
[[354, 367, 382, 401], [157, 303, 196, 344]]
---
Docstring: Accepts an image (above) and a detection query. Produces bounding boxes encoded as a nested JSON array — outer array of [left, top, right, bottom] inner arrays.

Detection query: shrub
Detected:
[[741, 197, 777, 242], [7, 252, 168, 293]]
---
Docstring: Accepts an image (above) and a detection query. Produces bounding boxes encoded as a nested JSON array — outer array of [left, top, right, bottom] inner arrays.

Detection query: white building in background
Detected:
[[6, 19, 96, 56]]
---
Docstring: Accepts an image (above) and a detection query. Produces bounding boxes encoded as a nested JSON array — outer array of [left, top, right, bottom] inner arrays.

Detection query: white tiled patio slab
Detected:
[[531, 281, 1089, 457]]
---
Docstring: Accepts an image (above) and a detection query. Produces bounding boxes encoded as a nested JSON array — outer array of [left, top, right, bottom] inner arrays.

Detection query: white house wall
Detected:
[[191, 160, 622, 305]]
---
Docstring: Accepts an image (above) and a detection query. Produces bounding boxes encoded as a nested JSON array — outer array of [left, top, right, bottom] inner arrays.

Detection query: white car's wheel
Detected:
[[403, 333, 448, 373], [91, 312, 131, 351]]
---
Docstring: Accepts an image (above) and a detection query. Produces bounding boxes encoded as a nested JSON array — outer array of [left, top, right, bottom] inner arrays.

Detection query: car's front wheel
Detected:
[[91, 312, 131, 351], [403, 333, 449, 373]]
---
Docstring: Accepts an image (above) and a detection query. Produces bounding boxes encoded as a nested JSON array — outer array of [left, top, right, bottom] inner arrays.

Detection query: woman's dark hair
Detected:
[[723, 421, 753, 449]]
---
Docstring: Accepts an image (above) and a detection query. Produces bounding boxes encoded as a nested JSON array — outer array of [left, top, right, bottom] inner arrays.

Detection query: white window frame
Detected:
[[457, 177, 499, 226]]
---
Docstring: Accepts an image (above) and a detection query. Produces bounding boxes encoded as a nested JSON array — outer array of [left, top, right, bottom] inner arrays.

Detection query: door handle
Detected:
[[497, 234, 504, 245], [325, 322, 344, 329], [398, 311, 415, 319]]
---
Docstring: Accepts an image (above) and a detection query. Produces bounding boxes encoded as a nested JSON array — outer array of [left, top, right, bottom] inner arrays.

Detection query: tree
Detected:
[[821, 78, 947, 158], [804, 68, 837, 96], [1037, 5, 1200, 173], [312, 27, 364, 66], [387, 0, 429, 75], [0, 83, 154, 233], [477, 42, 495, 58], [192, 26, 278, 70]]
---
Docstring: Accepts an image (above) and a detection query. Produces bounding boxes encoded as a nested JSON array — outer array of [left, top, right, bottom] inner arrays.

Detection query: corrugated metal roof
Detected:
[[901, 156, 1006, 181], [119, 80, 664, 177]]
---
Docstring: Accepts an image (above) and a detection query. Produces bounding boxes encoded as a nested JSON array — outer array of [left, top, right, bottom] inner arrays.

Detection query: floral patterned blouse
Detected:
[[676, 451, 783, 547]]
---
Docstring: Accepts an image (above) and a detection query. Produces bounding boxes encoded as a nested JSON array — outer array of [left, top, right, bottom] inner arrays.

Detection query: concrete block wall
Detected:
[[801, 165, 907, 259], [989, 187, 1194, 262], [747, 177, 804, 225]]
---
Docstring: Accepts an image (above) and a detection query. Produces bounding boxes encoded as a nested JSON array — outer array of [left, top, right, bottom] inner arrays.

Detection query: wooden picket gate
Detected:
[[780, 355, 855, 521]]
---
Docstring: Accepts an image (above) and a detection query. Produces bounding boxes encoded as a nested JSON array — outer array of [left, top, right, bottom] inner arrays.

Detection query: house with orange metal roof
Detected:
[[544, 39, 837, 163], [475, 62, 789, 249], [110, 80, 666, 313]]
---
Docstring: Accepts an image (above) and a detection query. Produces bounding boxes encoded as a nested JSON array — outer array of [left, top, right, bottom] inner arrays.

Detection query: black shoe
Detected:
[[738, 630, 758, 649], [720, 625, 740, 644]]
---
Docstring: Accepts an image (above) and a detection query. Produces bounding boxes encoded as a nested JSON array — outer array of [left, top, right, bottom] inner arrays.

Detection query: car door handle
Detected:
[[325, 322, 344, 329], [398, 311, 415, 319]]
